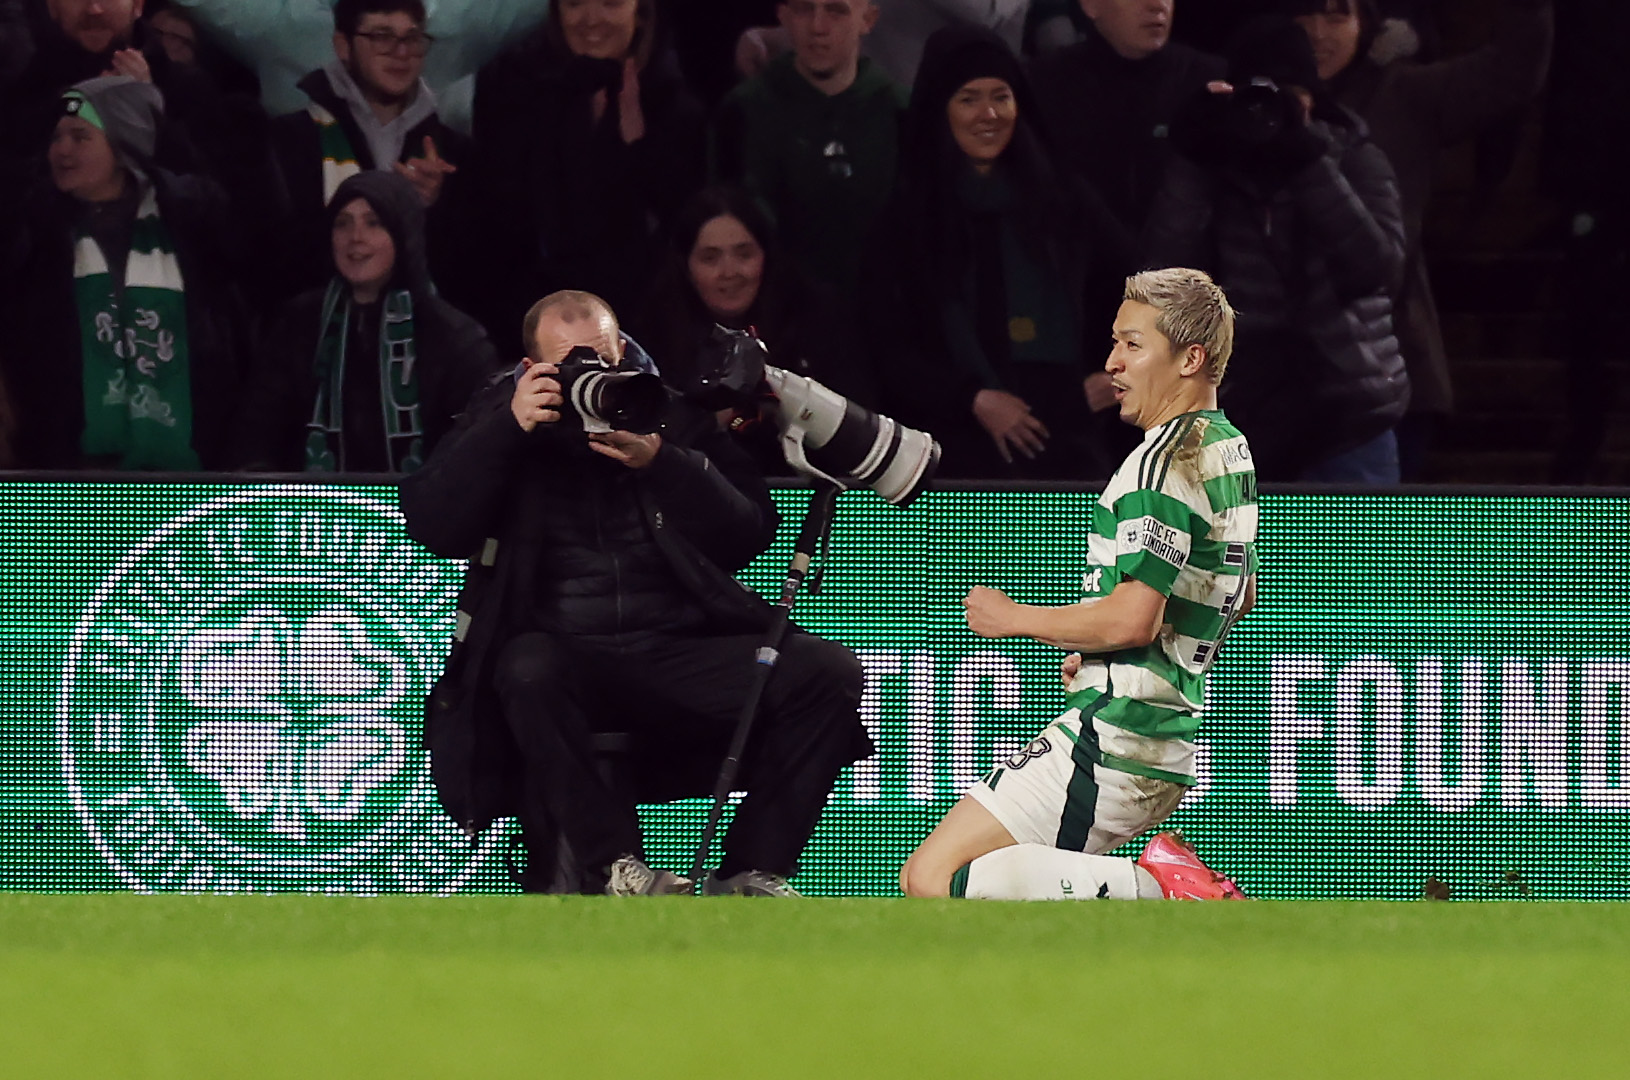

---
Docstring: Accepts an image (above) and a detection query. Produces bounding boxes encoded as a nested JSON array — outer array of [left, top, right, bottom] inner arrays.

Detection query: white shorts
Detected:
[[968, 709, 1189, 854]]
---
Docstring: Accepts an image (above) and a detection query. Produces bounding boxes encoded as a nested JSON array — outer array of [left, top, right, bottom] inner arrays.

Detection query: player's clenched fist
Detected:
[[1060, 651, 1083, 689], [963, 585, 1020, 639], [511, 359, 564, 432]]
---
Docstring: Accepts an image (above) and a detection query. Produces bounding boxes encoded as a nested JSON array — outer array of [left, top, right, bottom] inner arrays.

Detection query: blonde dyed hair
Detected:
[[1123, 268, 1236, 383]]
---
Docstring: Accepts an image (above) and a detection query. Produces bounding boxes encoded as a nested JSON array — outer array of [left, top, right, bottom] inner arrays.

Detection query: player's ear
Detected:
[[1180, 344, 1208, 378]]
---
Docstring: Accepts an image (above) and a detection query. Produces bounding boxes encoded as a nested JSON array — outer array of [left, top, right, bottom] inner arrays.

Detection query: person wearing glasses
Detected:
[[267, 0, 479, 308]]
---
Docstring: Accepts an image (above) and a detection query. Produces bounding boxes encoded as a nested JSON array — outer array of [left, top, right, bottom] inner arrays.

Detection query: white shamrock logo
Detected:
[[177, 607, 408, 842]]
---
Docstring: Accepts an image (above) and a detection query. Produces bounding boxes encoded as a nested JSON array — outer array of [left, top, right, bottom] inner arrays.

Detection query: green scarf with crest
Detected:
[[304, 278, 423, 473], [73, 183, 198, 470]]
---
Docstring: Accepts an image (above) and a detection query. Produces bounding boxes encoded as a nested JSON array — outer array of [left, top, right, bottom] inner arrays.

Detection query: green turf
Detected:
[[2, 895, 1626, 1079]]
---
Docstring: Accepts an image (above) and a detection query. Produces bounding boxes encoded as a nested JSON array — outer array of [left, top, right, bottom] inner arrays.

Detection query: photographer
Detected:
[[1146, 14, 1406, 482], [399, 290, 871, 897]]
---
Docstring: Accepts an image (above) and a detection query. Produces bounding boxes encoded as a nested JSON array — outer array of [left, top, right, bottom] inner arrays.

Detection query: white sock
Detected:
[[959, 844, 1164, 900]]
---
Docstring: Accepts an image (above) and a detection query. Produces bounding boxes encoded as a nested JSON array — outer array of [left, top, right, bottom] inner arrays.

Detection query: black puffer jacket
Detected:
[[1145, 105, 1407, 477], [398, 375, 780, 833], [1328, 0, 1553, 417], [0, 168, 249, 469]]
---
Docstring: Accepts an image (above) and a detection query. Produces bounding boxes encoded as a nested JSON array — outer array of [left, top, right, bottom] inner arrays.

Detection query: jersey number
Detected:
[[1192, 544, 1251, 671]]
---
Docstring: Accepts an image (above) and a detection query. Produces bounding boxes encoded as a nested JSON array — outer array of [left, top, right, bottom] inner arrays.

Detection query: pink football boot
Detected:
[[1136, 831, 1249, 900]]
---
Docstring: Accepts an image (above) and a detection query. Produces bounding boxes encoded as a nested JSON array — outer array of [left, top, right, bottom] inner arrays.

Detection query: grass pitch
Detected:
[[2, 895, 1626, 1079]]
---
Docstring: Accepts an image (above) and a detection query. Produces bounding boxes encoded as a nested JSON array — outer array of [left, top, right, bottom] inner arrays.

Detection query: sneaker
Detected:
[[701, 870, 800, 897], [605, 854, 695, 896], [1136, 831, 1249, 900]]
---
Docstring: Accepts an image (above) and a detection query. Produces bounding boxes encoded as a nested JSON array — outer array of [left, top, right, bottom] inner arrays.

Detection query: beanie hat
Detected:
[[911, 25, 1030, 116], [906, 26, 1042, 164], [61, 75, 164, 178]]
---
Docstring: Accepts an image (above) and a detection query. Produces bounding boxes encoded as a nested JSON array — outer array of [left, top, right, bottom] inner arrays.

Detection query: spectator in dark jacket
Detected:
[[713, 0, 905, 306], [267, 0, 479, 306], [3, 0, 152, 168], [1027, 0, 1226, 236], [399, 289, 870, 896], [1287, 0, 1553, 479], [472, 0, 706, 337], [0, 75, 247, 470], [863, 26, 1134, 481], [633, 186, 876, 476], [1147, 15, 1407, 482], [239, 170, 499, 473], [1544, 0, 1627, 482]]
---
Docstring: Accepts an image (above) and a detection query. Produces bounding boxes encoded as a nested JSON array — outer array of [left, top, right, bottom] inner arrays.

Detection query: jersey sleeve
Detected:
[[1111, 486, 1203, 597]]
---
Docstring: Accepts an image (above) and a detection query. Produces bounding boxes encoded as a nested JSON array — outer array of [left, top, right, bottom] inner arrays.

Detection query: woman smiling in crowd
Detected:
[[634, 186, 875, 475], [860, 26, 1132, 481]]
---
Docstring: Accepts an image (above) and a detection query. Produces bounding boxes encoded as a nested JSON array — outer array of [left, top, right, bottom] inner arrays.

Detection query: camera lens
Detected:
[[556, 346, 668, 435], [763, 368, 941, 506], [574, 370, 668, 435]]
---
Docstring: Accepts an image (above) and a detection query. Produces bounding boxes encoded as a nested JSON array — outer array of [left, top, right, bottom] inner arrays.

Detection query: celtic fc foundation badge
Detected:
[[58, 487, 501, 893]]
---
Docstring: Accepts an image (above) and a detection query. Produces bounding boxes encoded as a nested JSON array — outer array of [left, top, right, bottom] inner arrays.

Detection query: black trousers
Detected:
[[494, 628, 868, 887]]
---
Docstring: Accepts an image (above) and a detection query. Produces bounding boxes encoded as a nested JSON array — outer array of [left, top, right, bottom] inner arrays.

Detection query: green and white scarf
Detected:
[[73, 184, 198, 470], [304, 278, 423, 473], [307, 102, 363, 205]]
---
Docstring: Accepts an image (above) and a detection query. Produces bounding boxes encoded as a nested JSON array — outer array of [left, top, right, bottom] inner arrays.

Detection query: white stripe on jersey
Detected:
[[1092, 716, 1197, 780]]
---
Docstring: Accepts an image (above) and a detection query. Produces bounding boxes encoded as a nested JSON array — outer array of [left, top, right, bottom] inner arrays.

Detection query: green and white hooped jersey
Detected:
[[1066, 409, 1258, 785]]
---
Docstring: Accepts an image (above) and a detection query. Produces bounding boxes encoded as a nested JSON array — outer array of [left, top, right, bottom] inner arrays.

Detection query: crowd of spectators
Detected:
[[0, 0, 1566, 483]]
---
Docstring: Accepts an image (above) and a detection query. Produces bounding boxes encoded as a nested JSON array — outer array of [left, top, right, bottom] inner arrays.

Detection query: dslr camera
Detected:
[[689, 327, 940, 506], [1223, 76, 1303, 148], [1172, 75, 1318, 171], [552, 345, 668, 435]]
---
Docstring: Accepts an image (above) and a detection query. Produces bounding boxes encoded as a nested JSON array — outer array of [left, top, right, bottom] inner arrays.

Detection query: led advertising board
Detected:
[[4, 480, 1627, 898]]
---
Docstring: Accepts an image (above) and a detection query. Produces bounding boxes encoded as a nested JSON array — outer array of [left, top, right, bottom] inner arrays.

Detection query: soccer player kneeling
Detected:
[[901, 269, 1257, 901]]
